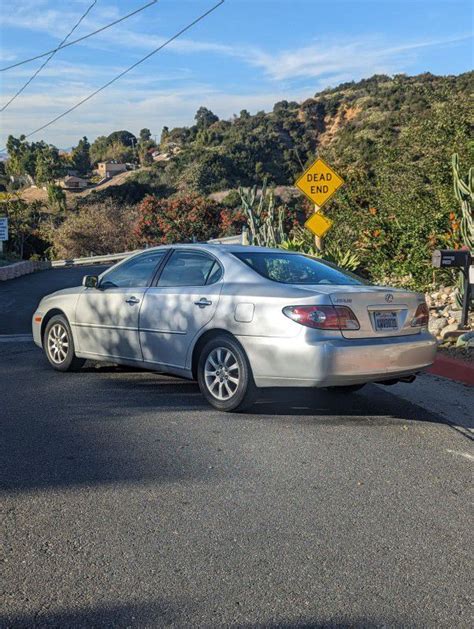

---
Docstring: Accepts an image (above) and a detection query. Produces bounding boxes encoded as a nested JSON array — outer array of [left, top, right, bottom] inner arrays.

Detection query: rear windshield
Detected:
[[233, 251, 366, 286]]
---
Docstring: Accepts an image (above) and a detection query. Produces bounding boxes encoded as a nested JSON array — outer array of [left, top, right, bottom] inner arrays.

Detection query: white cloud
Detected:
[[244, 34, 473, 81], [0, 80, 310, 147]]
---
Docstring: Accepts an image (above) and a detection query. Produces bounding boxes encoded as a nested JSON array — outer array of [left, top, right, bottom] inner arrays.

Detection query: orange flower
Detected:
[[449, 212, 456, 220], [373, 229, 381, 237], [369, 207, 377, 215]]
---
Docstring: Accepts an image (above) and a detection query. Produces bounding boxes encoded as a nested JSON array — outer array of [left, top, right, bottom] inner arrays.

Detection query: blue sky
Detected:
[[0, 0, 472, 148]]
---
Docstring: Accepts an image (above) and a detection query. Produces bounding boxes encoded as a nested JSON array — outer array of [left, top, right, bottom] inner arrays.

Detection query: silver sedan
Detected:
[[32, 244, 437, 411]]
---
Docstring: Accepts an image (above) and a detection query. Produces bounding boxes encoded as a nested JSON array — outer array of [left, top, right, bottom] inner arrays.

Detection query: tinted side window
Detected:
[[158, 251, 218, 287], [100, 251, 166, 289], [233, 252, 365, 285], [206, 261, 223, 285]]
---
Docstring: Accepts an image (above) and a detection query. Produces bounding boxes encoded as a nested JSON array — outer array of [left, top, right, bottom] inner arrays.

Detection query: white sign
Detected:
[[0, 217, 8, 241]]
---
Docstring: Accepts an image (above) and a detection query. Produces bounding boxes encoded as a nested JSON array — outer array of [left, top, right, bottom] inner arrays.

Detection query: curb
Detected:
[[428, 354, 474, 386]]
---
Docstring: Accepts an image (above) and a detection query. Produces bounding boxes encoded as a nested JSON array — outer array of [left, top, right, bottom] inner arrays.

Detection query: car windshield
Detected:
[[233, 251, 366, 286]]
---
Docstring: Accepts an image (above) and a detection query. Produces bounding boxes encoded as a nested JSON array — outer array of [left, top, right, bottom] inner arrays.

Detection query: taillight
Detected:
[[411, 303, 429, 327], [282, 305, 360, 330]]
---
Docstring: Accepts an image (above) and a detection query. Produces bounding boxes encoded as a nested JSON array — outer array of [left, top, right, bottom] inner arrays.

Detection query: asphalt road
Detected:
[[1, 269, 473, 628], [0, 265, 108, 335]]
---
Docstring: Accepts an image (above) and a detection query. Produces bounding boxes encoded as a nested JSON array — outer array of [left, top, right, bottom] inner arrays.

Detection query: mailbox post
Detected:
[[0, 217, 8, 256], [432, 249, 472, 328]]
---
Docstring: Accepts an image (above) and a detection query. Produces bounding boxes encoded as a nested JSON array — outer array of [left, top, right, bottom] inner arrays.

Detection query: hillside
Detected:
[[152, 72, 472, 193]]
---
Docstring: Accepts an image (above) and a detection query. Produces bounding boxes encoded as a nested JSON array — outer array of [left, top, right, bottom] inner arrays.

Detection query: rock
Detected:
[[429, 317, 448, 335], [456, 331, 474, 348], [448, 310, 462, 321], [440, 293, 449, 302], [442, 286, 453, 295], [440, 324, 463, 341]]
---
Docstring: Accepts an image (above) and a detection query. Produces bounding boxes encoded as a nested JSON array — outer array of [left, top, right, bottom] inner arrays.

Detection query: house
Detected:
[[97, 162, 127, 179], [58, 175, 88, 190]]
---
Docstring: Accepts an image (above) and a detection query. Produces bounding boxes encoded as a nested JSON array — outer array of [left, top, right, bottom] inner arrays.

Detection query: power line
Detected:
[[16, 0, 225, 143], [0, 1, 158, 73], [1, 1, 98, 111]]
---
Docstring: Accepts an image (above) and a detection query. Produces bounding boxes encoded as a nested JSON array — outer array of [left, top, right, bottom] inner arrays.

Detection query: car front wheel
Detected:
[[197, 335, 258, 412], [44, 314, 85, 372]]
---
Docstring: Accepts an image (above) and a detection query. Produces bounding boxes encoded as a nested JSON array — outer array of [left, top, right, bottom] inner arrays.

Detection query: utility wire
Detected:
[[0, 1, 158, 73], [1, 1, 98, 111], [14, 0, 224, 143]]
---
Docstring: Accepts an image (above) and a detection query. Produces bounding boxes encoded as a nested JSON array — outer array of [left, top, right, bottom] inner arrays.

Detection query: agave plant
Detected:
[[238, 180, 286, 248], [281, 225, 360, 272]]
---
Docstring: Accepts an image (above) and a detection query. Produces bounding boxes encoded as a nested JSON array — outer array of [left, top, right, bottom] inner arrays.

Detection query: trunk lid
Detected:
[[317, 285, 425, 339]]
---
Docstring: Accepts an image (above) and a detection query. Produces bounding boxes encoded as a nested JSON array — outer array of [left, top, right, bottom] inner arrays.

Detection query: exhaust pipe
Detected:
[[377, 374, 417, 386]]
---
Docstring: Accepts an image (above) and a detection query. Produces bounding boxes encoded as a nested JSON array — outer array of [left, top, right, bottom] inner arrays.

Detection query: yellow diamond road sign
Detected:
[[295, 157, 344, 208], [304, 211, 333, 239]]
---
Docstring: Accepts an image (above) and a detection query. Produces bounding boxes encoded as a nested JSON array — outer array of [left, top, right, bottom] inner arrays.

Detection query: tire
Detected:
[[43, 314, 85, 372], [325, 384, 366, 393], [197, 335, 258, 412]]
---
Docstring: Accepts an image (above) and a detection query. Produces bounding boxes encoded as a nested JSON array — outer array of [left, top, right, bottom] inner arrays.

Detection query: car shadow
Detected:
[[0, 600, 410, 628]]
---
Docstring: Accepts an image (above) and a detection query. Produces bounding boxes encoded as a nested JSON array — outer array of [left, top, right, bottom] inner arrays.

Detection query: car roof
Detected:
[[144, 243, 295, 255]]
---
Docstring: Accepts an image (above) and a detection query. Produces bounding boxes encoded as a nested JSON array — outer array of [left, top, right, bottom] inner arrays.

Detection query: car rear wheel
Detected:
[[44, 315, 85, 372], [197, 335, 258, 412]]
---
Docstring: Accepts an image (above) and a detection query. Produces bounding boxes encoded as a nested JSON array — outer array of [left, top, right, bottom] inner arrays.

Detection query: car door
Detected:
[[74, 250, 168, 361], [139, 249, 223, 369]]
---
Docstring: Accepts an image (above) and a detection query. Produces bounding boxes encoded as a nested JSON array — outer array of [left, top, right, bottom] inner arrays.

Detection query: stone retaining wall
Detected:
[[0, 260, 51, 281]]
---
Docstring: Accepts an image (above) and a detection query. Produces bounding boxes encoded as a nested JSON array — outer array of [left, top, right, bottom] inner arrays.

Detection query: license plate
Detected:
[[374, 311, 398, 331]]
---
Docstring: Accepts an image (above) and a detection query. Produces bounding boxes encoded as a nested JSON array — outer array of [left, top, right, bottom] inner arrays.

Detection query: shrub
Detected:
[[50, 199, 138, 259], [134, 193, 223, 246]]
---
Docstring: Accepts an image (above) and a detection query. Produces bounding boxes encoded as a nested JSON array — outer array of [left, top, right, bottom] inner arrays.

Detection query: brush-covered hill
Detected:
[[155, 71, 472, 192]]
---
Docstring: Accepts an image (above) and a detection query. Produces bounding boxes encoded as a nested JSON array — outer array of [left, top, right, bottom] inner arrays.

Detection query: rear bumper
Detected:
[[237, 331, 437, 388]]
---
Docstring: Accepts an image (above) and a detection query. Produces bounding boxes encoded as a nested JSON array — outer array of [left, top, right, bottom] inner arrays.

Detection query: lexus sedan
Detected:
[[33, 244, 437, 411]]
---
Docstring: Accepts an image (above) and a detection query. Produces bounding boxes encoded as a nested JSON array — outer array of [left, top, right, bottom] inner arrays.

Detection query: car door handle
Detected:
[[125, 297, 140, 305], [194, 298, 212, 308]]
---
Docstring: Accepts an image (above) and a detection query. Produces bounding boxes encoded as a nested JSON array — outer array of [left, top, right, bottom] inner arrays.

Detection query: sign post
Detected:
[[0, 217, 8, 256], [294, 157, 344, 251]]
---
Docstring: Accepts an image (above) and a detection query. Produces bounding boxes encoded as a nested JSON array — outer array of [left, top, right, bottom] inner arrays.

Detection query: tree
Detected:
[[0, 194, 44, 258], [5, 135, 37, 179], [106, 140, 134, 163], [35, 144, 62, 185], [47, 184, 67, 213], [194, 107, 219, 131], [71, 137, 91, 175], [139, 128, 152, 143], [89, 135, 109, 165], [106, 130, 136, 148]]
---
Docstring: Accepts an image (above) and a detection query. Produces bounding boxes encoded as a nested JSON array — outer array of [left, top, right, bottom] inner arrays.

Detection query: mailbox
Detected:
[[432, 248, 472, 328], [432, 249, 472, 269]]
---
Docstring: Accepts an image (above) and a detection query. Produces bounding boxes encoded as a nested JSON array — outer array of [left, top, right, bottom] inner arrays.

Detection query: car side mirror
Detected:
[[82, 275, 98, 288]]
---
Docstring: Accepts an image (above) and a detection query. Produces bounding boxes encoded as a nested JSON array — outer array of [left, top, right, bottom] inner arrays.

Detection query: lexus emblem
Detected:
[[385, 293, 394, 303]]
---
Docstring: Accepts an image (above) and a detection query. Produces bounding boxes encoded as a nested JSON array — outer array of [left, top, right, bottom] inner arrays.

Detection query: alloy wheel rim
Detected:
[[204, 347, 240, 401], [47, 323, 69, 364]]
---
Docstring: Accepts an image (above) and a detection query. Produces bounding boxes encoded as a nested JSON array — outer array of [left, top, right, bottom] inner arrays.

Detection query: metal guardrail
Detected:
[[50, 232, 246, 268], [50, 250, 140, 268]]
